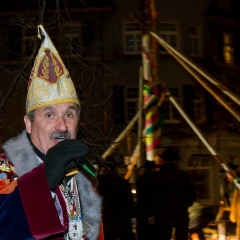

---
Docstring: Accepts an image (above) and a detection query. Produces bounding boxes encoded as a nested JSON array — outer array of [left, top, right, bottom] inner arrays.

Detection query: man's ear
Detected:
[[24, 115, 32, 134]]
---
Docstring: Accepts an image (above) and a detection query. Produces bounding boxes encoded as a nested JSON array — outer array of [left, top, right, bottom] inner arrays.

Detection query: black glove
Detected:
[[44, 139, 89, 192]]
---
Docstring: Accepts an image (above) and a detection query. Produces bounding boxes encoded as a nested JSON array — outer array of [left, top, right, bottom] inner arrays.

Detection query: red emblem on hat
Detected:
[[37, 49, 64, 84]]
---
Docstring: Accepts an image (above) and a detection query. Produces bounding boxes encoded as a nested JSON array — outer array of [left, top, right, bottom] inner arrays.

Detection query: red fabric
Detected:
[[98, 220, 104, 240], [37, 50, 64, 84], [18, 163, 69, 239], [0, 180, 8, 191]]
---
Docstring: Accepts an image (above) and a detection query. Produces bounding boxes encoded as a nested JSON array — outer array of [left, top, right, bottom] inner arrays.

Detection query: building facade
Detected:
[[1, 0, 240, 205]]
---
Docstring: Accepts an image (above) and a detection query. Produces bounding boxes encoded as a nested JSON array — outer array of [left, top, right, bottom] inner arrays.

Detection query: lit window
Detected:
[[125, 87, 139, 122], [123, 22, 142, 55], [159, 22, 179, 53], [223, 32, 235, 65], [189, 26, 202, 57], [162, 87, 181, 123]]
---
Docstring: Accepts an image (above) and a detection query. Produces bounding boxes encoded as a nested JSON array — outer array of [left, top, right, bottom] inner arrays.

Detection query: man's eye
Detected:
[[46, 113, 53, 118], [66, 113, 73, 118]]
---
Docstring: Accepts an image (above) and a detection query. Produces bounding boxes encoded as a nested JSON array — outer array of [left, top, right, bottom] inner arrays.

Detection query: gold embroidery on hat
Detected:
[[59, 78, 76, 97], [51, 52, 63, 79], [40, 56, 50, 80], [26, 98, 80, 114]]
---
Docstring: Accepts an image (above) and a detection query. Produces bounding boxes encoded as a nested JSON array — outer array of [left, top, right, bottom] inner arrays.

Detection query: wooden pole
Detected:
[[124, 144, 140, 180], [138, 67, 143, 167], [151, 31, 240, 122], [167, 92, 237, 181], [150, 31, 240, 107]]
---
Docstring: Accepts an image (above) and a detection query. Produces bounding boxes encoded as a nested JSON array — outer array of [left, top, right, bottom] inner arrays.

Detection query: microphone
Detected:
[[75, 157, 98, 179]]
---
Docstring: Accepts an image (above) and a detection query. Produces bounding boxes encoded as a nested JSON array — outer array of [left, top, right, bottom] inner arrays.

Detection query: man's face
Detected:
[[24, 103, 79, 154]]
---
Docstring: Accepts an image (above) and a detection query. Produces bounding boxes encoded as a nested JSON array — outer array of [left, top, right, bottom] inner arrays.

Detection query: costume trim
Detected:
[[18, 164, 69, 238], [26, 98, 80, 114]]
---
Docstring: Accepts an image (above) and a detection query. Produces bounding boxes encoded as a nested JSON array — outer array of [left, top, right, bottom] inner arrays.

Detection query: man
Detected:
[[0, 25, 102, 240], [97, 156, 136, 240], [136, 160, 159, 240], [147, 147, 196, 240]]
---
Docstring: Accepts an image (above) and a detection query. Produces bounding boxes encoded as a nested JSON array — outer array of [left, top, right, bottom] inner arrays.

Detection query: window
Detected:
[[188, 154, 214, 203], [112, 85, 124, 124], [61, 23, 81, 56], [125, 87, 139, 122], [61, 22, 94, 56], [189, 26, 202, 57], [159, 22, 179, 53], [81, 21, 94, 57], [162, 87, 181, 123], [223, 32, 235, 64], [22, 27, 37, 57], [123, 22, 142, 55], [193, 90, 206, 124]]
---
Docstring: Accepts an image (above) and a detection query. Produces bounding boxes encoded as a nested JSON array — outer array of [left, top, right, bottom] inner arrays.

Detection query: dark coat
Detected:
[[147, 163, 197, 225], [136, 170, 155, 218], [98, 174, 135, 232], [136, 170, 156, 240]]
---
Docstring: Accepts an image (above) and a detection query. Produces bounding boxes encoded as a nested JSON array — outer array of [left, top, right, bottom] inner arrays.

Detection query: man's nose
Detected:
[[56, 116, 67, 131]]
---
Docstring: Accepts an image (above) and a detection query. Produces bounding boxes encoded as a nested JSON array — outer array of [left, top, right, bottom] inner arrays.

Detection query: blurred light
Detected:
[[131, 189, 136, 194]]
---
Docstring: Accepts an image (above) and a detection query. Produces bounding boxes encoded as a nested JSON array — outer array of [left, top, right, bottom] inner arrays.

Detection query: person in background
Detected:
[[136, 160, 158, 240], [0, 25, 102, 240], [147, 147, 197, 240], [188, 201, 216, 240], [98, 156, 136, 240]]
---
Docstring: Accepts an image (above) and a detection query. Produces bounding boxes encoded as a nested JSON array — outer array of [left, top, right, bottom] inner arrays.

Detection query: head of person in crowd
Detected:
[[24, 25, 81, 155], [144, 160, 159, 172], [160, 147, 181, 164]]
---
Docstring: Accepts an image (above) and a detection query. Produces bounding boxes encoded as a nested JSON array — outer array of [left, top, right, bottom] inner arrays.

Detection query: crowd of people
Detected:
[[97, 147, 216, 240]]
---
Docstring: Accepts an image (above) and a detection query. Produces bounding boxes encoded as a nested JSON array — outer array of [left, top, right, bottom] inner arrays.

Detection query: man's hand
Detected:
[[44, 139, 89, 192]]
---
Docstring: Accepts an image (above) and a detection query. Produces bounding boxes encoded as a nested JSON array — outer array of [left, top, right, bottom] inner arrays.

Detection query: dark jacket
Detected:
[[98, 173, 135, 232], [136, 170, 155, 218], [136, 170, 156, 240], [147, 163, 196, 225]]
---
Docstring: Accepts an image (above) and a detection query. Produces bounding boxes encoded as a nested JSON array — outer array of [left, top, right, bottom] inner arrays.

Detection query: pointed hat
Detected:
[[26, 25, 80, 114]]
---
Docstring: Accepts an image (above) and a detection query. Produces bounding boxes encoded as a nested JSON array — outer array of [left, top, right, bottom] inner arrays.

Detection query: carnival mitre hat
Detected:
[[26, 25, 80, 114]]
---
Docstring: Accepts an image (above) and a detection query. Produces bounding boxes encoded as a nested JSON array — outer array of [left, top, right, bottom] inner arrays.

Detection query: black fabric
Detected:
[[27, 133, 46, 161], [155, 222, 189, 240], [104, 228, 135, 240], [136, 170, 156, 240], [98, 174, 135, 234], [44, 139, 89, 192], [146, 163, 197, 225]]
